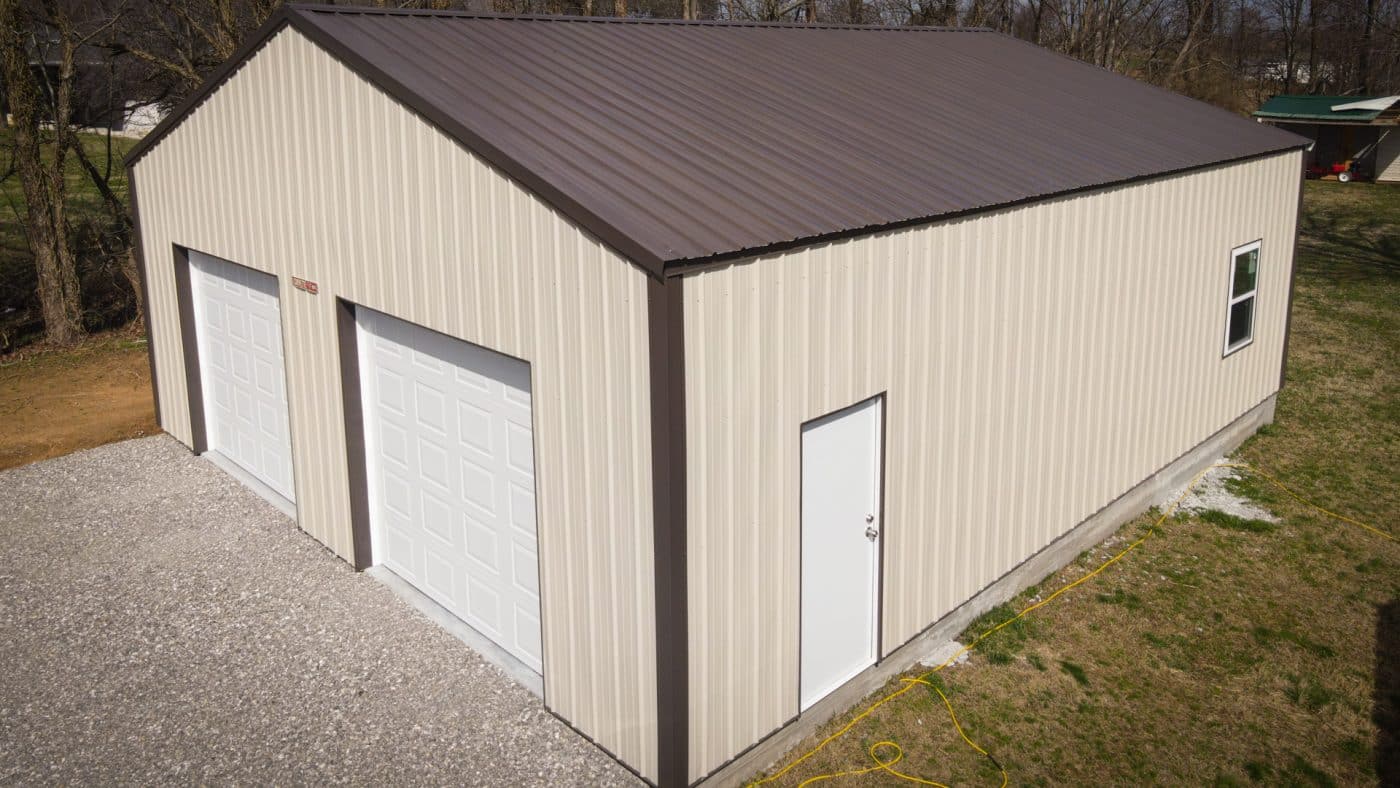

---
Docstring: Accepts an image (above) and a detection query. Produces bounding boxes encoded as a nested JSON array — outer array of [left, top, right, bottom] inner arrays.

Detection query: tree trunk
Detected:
[[122, 248, 144, 322], [1164, 0, 1215, 88], [941, 0, 958, 25], [71, 131, 142, 322], [614, 0, 626, 16], [0, 0, 84, 345], [47, 12, 83, 337], [1359, 0, 1376, 93], [1307, 0, 1319, 91]]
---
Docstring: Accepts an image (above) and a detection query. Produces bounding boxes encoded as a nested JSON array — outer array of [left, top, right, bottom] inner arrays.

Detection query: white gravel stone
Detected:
[[918, 640, 969, 669], [0, 436, 640, 786], [1165, 458, 1279, 523]]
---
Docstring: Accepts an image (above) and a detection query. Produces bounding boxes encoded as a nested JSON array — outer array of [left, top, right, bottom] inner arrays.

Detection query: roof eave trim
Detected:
[[660, 144, 1310, 274], [1256, 113, 1384, 123]]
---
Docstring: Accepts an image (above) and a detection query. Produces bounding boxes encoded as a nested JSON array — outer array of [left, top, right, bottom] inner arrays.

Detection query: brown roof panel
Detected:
[[134, 6, 1308, 272]]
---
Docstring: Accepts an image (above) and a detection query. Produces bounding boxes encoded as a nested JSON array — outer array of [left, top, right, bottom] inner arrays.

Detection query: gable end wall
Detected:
[[131, 27, 659, 780]]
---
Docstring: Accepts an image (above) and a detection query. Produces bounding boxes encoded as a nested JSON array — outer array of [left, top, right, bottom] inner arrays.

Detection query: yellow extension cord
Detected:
[[749, 462, 1396, 787]]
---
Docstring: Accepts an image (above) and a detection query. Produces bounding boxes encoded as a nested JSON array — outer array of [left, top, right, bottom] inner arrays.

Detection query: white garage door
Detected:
[[357, 308, 543, 674], [190, 251, 296, 505]]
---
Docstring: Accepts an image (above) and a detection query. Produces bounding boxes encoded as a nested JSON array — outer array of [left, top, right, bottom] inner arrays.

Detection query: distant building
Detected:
[[1255, 95, 1400, 182], [0, 41, 165, 137]]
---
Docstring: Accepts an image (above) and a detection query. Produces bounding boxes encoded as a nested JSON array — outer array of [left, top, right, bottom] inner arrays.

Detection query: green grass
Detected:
[[1252, 626, 1337, 659], [0, 128, 136, 349], [1197, 508, 1278, 533], [1058, 660, 1090, 686], [755, 180, 1399, 786]]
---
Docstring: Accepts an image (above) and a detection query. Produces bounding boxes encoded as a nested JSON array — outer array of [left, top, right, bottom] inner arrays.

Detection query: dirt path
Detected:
[[0, 331, 158, 470]]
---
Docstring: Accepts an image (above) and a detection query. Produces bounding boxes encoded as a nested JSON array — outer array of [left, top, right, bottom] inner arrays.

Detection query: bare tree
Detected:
[[1, 0, 87, 345]]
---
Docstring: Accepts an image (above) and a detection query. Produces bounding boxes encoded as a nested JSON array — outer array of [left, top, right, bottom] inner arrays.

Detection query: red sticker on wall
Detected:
[[292, 277, 319, 295]]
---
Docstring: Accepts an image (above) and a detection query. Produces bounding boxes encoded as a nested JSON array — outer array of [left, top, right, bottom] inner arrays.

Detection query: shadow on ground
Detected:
[[1378, 600, 1400, 784], [1297, 186, 1400, 283]]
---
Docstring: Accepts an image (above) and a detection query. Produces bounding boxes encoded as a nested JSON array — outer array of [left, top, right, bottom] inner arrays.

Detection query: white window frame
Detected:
[[1223, 240, 1261, 357]]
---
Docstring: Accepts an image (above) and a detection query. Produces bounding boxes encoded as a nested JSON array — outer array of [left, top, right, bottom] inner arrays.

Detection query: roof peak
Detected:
[[287, 3, 987, 33]]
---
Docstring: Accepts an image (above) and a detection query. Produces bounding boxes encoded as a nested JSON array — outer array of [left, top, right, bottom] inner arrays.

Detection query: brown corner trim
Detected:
[[648, 275, 688, 787], [127, 171, 161, 430], [171, 245, 208, 454], [336, 299, 374, 570], [1279, 152, 1306, 389]]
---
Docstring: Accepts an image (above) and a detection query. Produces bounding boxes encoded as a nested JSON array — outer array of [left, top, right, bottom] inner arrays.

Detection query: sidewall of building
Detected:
[[1376, 128, 1400, 182], [131, 28, 660, 781], [680, 150, 1303, 780]]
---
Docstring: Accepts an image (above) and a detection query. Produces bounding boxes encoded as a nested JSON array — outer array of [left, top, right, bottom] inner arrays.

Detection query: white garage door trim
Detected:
[[188, 250, 297, 513], [356, 307, 545, 676]]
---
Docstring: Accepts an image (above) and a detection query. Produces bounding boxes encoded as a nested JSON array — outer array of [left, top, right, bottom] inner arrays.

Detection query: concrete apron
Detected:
[[702, 393, 1277, 787]]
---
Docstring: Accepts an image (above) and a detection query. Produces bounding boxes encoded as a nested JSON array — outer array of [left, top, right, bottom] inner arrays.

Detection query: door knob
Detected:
[[865, 513, 875, 523], [865, 525, 879, 541]]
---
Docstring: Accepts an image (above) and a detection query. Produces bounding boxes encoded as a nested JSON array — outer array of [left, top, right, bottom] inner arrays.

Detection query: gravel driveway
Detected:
[[0, 436, 641, 785]]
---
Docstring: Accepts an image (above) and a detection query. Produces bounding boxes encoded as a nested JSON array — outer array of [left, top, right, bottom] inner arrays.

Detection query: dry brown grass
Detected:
[[753, 181, 1399, 787], [0, 326, 158, 470]]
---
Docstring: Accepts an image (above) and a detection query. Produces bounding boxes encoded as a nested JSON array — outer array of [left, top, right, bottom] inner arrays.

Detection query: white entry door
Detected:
[[357, 309, 543, 674], [189, 251, 296, 505], [800, 397, 883, 710]]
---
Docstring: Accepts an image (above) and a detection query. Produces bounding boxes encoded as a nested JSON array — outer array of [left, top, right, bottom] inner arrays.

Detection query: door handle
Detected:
[[865, 525, 879, 541]]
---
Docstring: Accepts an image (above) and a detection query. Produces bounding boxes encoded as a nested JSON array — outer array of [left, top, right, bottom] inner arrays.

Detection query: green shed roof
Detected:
[[1254, 94, 1396, 122]]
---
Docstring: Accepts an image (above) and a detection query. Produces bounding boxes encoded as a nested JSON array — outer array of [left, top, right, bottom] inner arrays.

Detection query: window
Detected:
[[1224, 241, 1260, 355]]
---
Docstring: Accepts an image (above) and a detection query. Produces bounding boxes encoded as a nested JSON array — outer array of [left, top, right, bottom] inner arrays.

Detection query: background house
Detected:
[[1254, 94, 1400, 182]]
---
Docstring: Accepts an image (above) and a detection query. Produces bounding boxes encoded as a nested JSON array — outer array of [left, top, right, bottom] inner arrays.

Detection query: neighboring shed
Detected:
[[126, 6, 1307, 785], [1254, 94, 1400, 181]]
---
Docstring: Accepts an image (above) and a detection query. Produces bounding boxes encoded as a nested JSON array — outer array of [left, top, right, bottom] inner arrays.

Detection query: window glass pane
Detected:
[[1228, 296, 1254, 348], [1233, 248, 1258, 297]]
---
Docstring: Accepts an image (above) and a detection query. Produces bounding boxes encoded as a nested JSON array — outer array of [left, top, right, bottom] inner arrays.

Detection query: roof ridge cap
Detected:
[[286, 4, 990, 32]]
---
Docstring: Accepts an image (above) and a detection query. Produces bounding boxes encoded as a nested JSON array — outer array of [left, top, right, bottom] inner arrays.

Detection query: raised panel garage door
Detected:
[[189, 251, 296, 505], [357, 308, 543, 674]]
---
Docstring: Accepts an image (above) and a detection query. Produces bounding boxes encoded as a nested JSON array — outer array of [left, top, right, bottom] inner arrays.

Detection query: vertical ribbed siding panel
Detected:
[[684, 150, 1302, 780], [1377, 131, 1400, 182], [129, 28, 657, 780]]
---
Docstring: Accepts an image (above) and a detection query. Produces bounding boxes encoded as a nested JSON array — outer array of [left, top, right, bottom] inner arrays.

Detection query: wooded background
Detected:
[[1, 0, 1395, 351]]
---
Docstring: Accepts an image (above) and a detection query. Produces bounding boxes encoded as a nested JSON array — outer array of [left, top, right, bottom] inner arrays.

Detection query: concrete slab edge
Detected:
[[365, 565, 546, 698], [201, 451, 298, 520], [698, 393, 1277, 787]]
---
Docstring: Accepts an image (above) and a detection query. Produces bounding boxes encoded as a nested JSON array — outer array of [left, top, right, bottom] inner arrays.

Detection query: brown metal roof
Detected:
[[130, 5, 1308, 274]]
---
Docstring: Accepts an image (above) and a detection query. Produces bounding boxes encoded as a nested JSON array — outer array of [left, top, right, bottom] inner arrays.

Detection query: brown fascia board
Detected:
[[123, 6, 669, 279]]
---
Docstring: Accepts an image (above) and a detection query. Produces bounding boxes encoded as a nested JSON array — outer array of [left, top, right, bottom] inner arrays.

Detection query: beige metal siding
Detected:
[[1376, 129, 1400, 182], [683, 150, 1302, 779], [132, 28, 657, 779]]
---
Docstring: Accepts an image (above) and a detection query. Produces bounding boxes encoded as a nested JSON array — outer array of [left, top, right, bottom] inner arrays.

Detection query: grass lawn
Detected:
[[0, 128, 136, 349], [752, 181, 1399, 787]]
